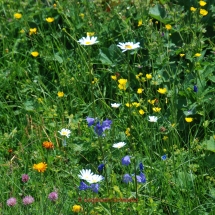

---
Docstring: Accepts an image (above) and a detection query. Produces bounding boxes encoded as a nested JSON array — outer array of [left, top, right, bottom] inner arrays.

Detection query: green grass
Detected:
[[1, 0, 215, 214]]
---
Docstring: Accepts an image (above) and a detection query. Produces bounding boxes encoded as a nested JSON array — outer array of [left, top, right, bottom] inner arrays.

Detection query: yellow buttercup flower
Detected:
[[46, 17, 54, 23], [57, 92, 64, 97], [33, 162, 47, 172], [72, 205, 82, 213], [139, 109, 145, 115], [152, 107, 161, 112], [14, 13, 22, 19], [137, 88, 143, 94], [148, 99, 156, 105], [79, 13, 84, 18], [165, 24, 172, 30], [31, 52, 39, 57], [199, 1, 207, 6], [111, 75, 117, 80], [126, 103, 132, 107], [146, 74, 152, 79], [53, 3, 57, 7], [180, 54, 185, 57], [125, 128, 131, 136], [87, 32, 95, 36], [163, 136, 168, 141], [195, 53, 201, 57], [132, 102, 140, 107], [190, 7, 197, 12], [200, 9, 208, 16], [118, 79, 127, 90], [157, 88, 167, 94], [185, 117, 193, 123], [20, 29, 25, 34], [138, 19, 142, 27], [29, 28, 37, 35]]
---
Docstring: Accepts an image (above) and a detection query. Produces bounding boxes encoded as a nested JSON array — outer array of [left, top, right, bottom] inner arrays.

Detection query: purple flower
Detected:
[[48, 192, 58, 201], [102, 119, 112, 131], [7, 197, 17, 206], [136, 172, 146, 183], [94, 122, 104, 136], [123, 174, 132, 183], [121, 155, 131, 166], [22, 174, 29, 183], [139, 162, 144, 171], [22, 196, 34, 205], [161, 155, 167, 160], [79, 181, 89, 191], [86, 117, 95, 126], [90, 183, 100, 193], [98, 163, 105, 172], [194, 85, 198, 92]]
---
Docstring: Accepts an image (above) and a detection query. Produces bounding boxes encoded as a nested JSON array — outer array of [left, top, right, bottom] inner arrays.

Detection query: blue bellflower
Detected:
[[86, 117, 95, 127], [136, 172, 146, 183], [161, 155, 167, 160], [121, 155, 131, 166], [98, 163, 105, 172], [94, 122, 104, 136], [123, 174, 132, 183], [139, 162, 144, 171], [102, 119, 112, 131], [79, 181, 89, 191], [194, 85, 198, 93], [90, 183, 100, 193]]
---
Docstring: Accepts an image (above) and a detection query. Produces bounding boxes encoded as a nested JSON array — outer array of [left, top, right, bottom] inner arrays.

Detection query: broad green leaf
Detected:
[[202, 136, 215, 152], [149, 4, 171, 24]]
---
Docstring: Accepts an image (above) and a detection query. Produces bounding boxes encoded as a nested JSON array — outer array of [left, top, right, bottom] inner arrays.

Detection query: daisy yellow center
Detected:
[[125, 45, 132, 49], [62, 131, 67, 135], [85, 41, 92, 45]]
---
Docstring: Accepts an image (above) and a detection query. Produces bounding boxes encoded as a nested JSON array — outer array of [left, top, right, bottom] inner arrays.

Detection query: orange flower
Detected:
[[43, 141, 54, 149], [33, 162, 47, 172]]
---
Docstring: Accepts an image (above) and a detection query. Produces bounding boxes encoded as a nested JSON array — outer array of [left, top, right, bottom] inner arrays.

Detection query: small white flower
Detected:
[[78, 169, 94, 181], [58, 128, 71, 138], [78, 36, 99, 45], [112, 142, 126, 149], [117, 42, 140, 52], [148, 116, 158, 122], [111, 103, 121, 108], [86, 174, 104, 184]]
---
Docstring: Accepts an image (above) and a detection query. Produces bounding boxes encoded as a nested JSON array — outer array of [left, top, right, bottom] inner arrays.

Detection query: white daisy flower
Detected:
[[58, 128, 71, 138], [111, 103, 121, 108], [78, 169, 94, 181], [148, 116, 158, 122], [112, 142, 126, 149], [117, 42, 140, 52], [86, 174, 104, 184], [78, 36, 99, 45]]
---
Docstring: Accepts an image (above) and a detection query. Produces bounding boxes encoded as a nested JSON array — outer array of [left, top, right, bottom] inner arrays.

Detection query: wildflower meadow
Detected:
[[1, 0, 215, 214]]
